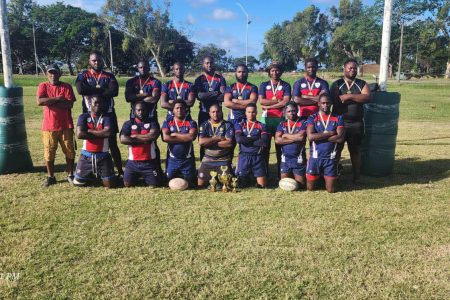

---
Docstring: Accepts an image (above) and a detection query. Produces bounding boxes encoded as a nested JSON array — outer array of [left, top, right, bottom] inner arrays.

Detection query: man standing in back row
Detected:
[[75, 51, 123, 176], [331, 59, 371, 183], [293, 58, 329, 118]]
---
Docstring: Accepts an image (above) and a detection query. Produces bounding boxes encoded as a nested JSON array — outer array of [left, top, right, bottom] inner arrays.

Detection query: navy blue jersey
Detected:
[[276, 119, 307, 158], [235, 120, 269, 154], [162, 80, 195, 119], [194, 73, 226, 113], [224, 82, 258, 122], [292, 76, 330, 117], [199, 120, 234, 162], [125, 76, 161, 119], [77, 113, 111, 154], [161, 119, 197, 159], [76, 69, 117, 114], [307, 112, 344, 159]]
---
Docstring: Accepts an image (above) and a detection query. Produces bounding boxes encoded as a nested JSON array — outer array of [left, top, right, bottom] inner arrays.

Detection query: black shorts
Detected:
[[344, 121, 364, 147], [124, 160, 160, 186], [198, 160, 233, 181], [75, 153, 115, 181]]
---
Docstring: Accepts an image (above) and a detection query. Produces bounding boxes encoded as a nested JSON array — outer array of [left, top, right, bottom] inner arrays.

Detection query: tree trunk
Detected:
[[445, 60, 450, 79], [66, 57, 74, 76], [150, 48, 165, 77], [16, 56, 23, 75]]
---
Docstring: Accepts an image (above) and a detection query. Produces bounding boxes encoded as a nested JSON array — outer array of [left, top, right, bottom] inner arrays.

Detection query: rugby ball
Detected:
[[168, 178, 189, 191], [278, 178, 299, 191]]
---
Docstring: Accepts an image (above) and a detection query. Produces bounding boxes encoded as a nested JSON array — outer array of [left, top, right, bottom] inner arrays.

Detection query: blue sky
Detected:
[[35, 0, 375, 58]]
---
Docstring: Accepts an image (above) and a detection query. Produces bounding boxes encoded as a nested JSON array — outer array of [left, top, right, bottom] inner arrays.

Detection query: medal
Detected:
[[306, 76, 316, 96], [174, 118, 186, 133], [319, 105, 334, 133], [206, 73, 216, 92], [174, 80, 185, 101], [344, 79, 355, 94], [246, 120, 256, 137], [236, 82, 247, 100], [270, 80, 280, 101], [91, 69, 103, 89], [139, 75, 152, 94], [287, 119, 298, 134]]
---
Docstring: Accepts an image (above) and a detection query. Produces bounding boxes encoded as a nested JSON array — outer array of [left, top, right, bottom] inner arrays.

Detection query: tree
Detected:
[[260, 24, 297, 71], [189, 44, 230, 73], [232, 56, 260, 71], [32, 3, 98, 75]]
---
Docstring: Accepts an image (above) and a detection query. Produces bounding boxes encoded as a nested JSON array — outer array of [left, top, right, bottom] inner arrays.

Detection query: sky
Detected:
[[34, 0, 375, 59]]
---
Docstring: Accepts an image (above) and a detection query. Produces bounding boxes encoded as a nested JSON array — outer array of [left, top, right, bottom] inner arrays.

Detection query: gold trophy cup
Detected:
[[209, 171, 218, 192], [219, 166, 230, 192]]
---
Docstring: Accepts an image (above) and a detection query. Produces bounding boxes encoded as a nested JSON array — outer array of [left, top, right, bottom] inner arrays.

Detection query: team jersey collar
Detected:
[[305, 75, 316, 82]]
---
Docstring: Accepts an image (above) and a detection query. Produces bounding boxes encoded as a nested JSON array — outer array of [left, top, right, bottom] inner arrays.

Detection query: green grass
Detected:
[[0, 75, 449, 298]]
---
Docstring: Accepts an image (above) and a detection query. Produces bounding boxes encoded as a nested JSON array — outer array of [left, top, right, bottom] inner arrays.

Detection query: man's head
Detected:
[[89, 52, 103, 71], [266, 61, 282, 81], [318, 94, 333, 114], [235, 64, 249, 83], [173, 100, 187, 119], [89, 95, 103, 114], [305, 58, 318, 78], [209, 103, 223, 123], [133, 101, 148, 120], [46, 64, 61, 85], [285, 102, 299, 121], [202, 55, 215, 74], [172, 62, 185, 79], [245, 102, 257, 121], [138, 60, 150, 77], [343, 59, 358, 80]]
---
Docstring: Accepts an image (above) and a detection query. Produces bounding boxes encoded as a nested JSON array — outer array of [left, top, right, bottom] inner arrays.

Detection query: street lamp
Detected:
[[236, 2, 251, 66]]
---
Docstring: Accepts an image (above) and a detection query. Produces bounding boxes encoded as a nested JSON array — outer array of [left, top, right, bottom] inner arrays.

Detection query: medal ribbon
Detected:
[[287, 119, 298, 134], [236, 82, 247, 98], [139, 75, 152, 93], [319, 105, 334, 132], [344, 79, 355, 93], [246, 120, 256, 137], [91, 69, 103, 87], [306, 77, 317, 95], [174, 80, 185, 98], [175, 118, 186, 133], [270, 80, 280, 99], [206, 73, 216, 91]]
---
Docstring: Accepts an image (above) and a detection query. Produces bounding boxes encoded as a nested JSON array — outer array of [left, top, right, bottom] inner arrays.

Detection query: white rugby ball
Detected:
[[168, 178, 189, 191], [279, 178, 299, 191]]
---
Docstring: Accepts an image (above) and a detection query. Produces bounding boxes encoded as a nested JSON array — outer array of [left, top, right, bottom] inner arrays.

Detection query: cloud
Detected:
[[188, 0, 216, 7], [211, 8, 236, 20], [186, 14, 197, 25]]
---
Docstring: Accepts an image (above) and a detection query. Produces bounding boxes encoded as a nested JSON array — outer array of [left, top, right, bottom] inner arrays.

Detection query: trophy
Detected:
[[209, 171, 218, 192], [219, 166, 231, 192], [231, 177, 239, 193]]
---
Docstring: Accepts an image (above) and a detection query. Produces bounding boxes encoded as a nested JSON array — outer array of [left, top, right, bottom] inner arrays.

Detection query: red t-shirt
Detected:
[[37, 82, 76, 131]]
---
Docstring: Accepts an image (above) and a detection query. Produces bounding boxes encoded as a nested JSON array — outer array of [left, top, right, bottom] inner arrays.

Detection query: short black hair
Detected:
[[305, 57, 318, 66], [172, 61, 184, 68], [173, 99, 187, 108], [236, 64, 248, 72], [89, 51, 102, 58], [209, 102, 222, 112], [344, 58, 358, 66], [133, 101, 145, 109], [318, 93, 332, 102], [138, 59, 149, 66], [203, 55, 214, 63], [285, 101, 298, 110], [245, 102, 257, 109]]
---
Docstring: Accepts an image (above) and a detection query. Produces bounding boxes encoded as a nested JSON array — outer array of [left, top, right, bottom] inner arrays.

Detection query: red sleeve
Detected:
[[36, 83, 47, 98]]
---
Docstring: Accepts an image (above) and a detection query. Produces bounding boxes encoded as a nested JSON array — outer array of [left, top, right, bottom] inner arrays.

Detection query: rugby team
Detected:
[[37, 52, 371, 193]]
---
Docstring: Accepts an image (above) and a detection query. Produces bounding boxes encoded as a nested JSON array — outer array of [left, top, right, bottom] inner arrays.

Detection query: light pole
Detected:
[[236, 2, 251, 66], [378, 0, 393, 91]]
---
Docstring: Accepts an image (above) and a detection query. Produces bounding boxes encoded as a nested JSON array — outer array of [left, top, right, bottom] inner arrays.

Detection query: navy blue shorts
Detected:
[[75, 153, 115, 181], [236, 153, 267, 178], [198, 160, 233, 181], [166, 157, 196, 182], [280, 155, 306, 176], [124, 160, 160, 186], [306, 157, 338, 180]]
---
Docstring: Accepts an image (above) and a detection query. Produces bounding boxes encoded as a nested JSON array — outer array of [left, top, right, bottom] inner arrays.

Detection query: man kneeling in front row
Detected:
[[197, 104, 234, 188], [74, 96, 116, 188], [120, 101, 162, 187]]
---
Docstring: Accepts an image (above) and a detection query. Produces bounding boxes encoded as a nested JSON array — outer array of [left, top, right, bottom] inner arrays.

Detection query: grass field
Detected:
[[0, 74, 449, 298]]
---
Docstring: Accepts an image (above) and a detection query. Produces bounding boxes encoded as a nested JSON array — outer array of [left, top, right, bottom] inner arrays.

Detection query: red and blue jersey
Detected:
[[162, 119, 197, 159], [162, 80, 195, 118], [331, 78, 367, 122], [235, 120, 269, 154], [276, 119, 307, 158], [224, 82, 258, 122], [194, 73, 227, 113], [76, 69, 117, 114], [306, 112, 344, 159], [125, 76, 162, 119], [77, 113, 111, 154], [258, 80, 291, 118], [120, 118, 160, 161], [292, 76, 329, 117]]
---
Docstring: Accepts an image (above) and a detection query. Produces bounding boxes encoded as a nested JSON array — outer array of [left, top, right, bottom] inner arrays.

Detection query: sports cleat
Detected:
[[67, 175, 75, 185], [43, 176, 56, 187]]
